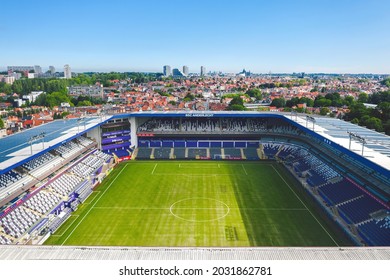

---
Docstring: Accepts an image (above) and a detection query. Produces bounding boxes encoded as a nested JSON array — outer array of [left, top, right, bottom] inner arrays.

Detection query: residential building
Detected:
[[201, 66, 206, 76], [68, 85, 104, 99], [34, 65, 42, 75], [64, 64, 72, 79], [1, 76, 15, 85], [22, 91, 44, 103], [183, 65, 189, 76], [7, 66, 34, 72]]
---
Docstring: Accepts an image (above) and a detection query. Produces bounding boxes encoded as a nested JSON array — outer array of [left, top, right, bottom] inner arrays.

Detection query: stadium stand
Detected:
[[0, 134, 113, 244], [1, 113, 390, 246], [243, 148, 260, 160], [154, 148, 171, 159], [136, 148, 152, 159], [173, 148, 186, 159], [187, 148, 208, 159]]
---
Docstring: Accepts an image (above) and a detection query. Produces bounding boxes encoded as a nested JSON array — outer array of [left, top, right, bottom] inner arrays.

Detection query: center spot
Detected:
[[169, 197, 230, 222]]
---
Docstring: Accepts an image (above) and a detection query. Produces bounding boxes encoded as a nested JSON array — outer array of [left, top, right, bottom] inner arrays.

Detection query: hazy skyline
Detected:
[[1, 0, 390, 74]]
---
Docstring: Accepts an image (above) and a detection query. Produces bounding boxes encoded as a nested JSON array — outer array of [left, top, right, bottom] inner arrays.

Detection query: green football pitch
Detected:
[[45, 161, 351, 247]]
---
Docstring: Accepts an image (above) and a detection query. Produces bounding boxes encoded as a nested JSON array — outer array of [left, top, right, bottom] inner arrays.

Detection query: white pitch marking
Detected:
[[151, 163, 157, 174], [271, 165, 339, 247], [51, 215, 79, 237], [60, 164, 128, 246], [241, 164, 248, 175]]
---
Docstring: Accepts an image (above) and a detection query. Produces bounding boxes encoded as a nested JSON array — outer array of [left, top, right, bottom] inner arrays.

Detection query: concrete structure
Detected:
[[27, 73, 37, 79], [201, 66, 206, 76], [22, 91, 44, 103], [163, 65, 171, 77], [1, 76, 15, 85], [172, 68, 185, 77], [7, 66, 34, 72], [64, 64, 72, 79], [49, 66, 55, 75], [34, 65, 42, 75], [68, 85, 104, 99], [183, 65, 189, 76]]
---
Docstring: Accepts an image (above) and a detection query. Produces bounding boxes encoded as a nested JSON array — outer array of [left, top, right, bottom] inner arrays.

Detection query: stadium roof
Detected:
[[2, 111, 390, 175], [290, 115, 390, 171], [114, 111, 390, 172], [0, 116, 110, 174], [0, 246, 389, 260]]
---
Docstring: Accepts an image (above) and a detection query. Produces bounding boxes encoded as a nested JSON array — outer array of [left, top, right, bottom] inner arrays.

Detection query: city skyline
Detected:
[[1, 0, 390, 74]]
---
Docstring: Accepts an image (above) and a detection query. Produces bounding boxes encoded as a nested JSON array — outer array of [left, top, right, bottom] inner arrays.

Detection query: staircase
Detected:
[[131, 148, 138, 160], [240, 148, 246, 160], [257, 144, 265, 159], [150, 148, 155, 159], [275, 145, 284, 158], [169, 148, 175, 159]]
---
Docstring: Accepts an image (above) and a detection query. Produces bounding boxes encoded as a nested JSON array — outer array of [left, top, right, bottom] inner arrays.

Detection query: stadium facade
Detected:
[[0, 111, 389, 257]]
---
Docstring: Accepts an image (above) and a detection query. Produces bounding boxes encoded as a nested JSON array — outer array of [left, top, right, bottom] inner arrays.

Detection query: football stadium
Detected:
[[0, 111, 390, 259]]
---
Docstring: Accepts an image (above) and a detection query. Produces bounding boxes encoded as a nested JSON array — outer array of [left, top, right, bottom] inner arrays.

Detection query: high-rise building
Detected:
[[49, 66, 56, 75], [34, 65, 42, 74], [64, 64, 72, 79], [183, 65, 189, 76], [172, 68, 185, 77], [163, 65, 172, 77], [7, 66, 34, 72], [200, 66, 206, 76]]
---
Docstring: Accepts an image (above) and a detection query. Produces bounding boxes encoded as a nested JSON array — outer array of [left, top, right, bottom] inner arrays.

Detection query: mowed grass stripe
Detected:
[[270, 165, 339, 247], [45, 161, 350, 247], [60, 163, 128, 245]]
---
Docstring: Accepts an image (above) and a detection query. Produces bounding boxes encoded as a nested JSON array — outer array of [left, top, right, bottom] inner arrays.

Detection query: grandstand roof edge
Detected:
[[0, 246, 389, 260], [0, 117, 107, 175], [110, 111, 287, 119]]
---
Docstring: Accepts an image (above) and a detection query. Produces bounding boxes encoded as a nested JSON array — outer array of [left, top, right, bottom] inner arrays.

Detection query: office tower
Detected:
[[163, 65, 172, 77], [64, 64, 72, 79], [172, 68, 185, 77], [183, 65, 189, 76], [49, 66, 56, 75], [34, 65, 42, 74], [7, 66, 34, 72], [200, 66, 206, 76]]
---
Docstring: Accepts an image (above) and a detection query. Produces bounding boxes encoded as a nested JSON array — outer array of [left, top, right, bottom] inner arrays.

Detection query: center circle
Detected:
[[169, 197, 230, 222]]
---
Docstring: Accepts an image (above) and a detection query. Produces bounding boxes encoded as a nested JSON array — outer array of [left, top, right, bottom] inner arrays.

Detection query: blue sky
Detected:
[[1, 0, 390, 73]]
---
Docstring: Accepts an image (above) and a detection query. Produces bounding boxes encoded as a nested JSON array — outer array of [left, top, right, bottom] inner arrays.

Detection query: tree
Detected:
[[183, 93, 195, 102], [227, 95, 246, 111], [377, 102, 390, 121], [77, 100, 92, 106], [0, 117, 4, 129], [351, 118, 359, 124], [227, 104, 246, 111], [320, 107, 330, 116], [381, 78, 390, 87], [246, 88, 262, 100], [314, 96, 331, 107], [0, 82, 12, 94], [358, 93, 368, 103], [270, 98, 286, 108], [344, 95, 355, 106], [383, 120, 390, 135], [366, 117, 383, 131]]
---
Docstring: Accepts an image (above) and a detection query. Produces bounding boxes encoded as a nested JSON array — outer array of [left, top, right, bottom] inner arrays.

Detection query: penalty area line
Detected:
[[51, 215, 79, 237], [271, 165, 339, 247], [151, 163, 157, 174], [60, 164, 128, 246], [241, 164, 248, 175]]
